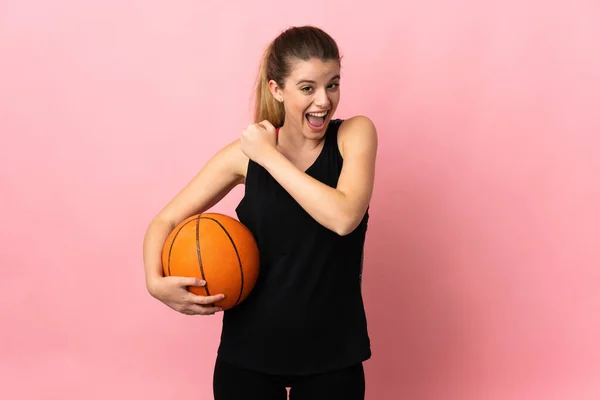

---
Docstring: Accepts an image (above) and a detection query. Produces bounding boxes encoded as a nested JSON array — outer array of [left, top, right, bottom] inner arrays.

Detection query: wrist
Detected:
[[259, 146, 282, 170]]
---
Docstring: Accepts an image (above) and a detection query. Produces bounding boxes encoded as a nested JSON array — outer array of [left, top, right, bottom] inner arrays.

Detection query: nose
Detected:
[[314, 87, 331, 108]]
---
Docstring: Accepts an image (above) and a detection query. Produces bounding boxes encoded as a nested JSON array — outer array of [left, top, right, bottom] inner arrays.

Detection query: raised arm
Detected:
[[241, 115, 378, 236]]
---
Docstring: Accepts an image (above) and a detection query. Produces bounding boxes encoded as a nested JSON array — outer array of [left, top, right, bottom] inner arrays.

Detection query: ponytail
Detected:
[[253, 43, 285, 126]]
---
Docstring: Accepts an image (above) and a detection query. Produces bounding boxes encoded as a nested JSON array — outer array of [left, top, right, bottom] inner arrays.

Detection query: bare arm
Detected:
[[143, 138, 248, 293], [257, 115, 378, 235]]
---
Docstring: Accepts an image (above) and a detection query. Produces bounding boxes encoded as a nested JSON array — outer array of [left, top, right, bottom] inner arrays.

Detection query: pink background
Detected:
[[1, 1, 599, 399]]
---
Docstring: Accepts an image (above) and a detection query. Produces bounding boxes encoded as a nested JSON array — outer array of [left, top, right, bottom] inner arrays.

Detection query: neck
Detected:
[[278, 121, 322, 152]]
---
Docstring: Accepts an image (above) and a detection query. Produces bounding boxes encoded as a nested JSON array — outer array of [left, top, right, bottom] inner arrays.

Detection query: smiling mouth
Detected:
[[305, 110, 329, 129]]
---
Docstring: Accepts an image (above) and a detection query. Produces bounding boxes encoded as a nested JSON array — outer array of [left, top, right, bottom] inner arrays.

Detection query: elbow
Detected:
[[332, 215, 362, 236]]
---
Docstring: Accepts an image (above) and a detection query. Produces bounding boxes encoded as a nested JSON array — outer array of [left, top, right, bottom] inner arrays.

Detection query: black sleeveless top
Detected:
[[217, 119, 371, 375]]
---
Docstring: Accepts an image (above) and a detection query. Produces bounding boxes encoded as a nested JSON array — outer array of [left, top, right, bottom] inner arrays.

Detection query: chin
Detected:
[[303, 124, 328, 139]]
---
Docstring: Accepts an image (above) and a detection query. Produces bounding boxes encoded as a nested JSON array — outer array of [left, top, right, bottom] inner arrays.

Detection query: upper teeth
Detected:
[[307, 111, 328, 117]]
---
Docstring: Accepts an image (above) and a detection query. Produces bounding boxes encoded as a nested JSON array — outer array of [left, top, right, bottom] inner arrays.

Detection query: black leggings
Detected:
[[213, 357, 365, 400]]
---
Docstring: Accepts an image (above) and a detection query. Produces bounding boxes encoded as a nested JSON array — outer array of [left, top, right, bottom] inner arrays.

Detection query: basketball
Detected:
[[161, 212, 260, 311]]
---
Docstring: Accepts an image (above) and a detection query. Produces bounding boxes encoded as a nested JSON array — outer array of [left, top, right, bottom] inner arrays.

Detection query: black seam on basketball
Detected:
[[201, 216, 244, 306], [195, 216, 211, 298], [168, 218, 197, 277]]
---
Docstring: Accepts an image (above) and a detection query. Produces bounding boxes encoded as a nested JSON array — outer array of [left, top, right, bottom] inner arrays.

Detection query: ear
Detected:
[[268, 80, 284, 103]]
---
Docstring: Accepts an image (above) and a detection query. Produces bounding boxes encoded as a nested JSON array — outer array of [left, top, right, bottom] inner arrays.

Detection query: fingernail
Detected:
[[217, 308, 223, 312], [199, 280, 206, 285]]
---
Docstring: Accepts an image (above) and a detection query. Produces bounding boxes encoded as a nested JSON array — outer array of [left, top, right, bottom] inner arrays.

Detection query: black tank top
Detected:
[[217, 119, 371, 375]]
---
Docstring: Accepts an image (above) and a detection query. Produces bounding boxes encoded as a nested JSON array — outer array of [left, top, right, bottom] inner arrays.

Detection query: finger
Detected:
[[191, 293, 226, 305], [181, 304, 222, 315], [260, 119, 275, 129], [180, 307, 206, 315], [200, 306, 223, 314], [177, 277, 206, 287], [251, 123, 265, 132], [258, 120, 275, 132]]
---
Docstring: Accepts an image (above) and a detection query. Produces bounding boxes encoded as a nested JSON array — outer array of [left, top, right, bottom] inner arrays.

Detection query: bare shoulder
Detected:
[[337, 115, 378, 159]]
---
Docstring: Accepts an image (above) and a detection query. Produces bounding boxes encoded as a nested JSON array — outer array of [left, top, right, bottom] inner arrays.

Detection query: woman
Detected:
[[143, 25, 378, 399]]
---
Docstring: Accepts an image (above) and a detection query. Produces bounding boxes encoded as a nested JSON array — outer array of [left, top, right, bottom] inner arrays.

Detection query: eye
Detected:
[[301, 86, 313, 93], [328, 82, 340, 90]]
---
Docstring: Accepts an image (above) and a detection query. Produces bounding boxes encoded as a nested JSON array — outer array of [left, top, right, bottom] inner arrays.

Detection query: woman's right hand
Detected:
[[147, 276, 225, 315]]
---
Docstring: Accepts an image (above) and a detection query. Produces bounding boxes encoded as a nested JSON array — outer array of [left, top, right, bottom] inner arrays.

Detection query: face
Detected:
[[269, 57, 341, 138]]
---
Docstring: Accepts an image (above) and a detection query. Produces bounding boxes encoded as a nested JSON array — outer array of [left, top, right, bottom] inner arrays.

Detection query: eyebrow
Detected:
[[296, 74, 341, 85]]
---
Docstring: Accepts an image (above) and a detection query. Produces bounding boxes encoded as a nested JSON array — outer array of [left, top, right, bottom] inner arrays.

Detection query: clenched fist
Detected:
[[240, 120, 278, 166]]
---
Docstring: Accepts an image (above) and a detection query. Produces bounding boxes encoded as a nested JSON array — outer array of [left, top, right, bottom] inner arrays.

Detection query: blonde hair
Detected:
[[253, 26, 341, 127]]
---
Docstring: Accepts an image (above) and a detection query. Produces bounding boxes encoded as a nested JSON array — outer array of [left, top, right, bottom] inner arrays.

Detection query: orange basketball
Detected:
[[161, 212, 260, 311]]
